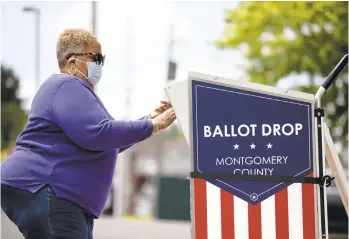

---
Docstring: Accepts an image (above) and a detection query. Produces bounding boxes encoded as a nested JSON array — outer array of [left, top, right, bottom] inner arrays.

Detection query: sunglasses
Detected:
[[66, 52, 105, 66]]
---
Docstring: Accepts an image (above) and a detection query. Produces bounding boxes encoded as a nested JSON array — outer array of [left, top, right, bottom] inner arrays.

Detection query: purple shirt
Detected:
[[1, 74, 153, 218]]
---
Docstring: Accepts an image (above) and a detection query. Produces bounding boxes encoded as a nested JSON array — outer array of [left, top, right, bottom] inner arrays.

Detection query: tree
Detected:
[[216, 1, 348, 151], [1, 65, 28, 150]]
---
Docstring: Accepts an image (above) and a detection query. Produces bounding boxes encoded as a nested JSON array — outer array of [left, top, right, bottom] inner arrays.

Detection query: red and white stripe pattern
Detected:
[[192, 173, 316, 239]]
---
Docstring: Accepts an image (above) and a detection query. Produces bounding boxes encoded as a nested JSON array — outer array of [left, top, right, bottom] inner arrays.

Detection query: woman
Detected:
[[1, 28, 176, 239]]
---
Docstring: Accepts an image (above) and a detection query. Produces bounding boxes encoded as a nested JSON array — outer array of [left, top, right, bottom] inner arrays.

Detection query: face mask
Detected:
[[71, 58, 102, 86]]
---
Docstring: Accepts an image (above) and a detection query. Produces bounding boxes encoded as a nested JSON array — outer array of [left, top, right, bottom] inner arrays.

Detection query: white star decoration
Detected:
[[233, 143, 274, 150]]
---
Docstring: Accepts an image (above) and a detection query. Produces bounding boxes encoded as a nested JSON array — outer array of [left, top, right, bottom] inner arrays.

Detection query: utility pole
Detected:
[[91, 1, 97, 35], [167, 23, 176, 82], [154, 22, 177, 219], [116, 12, 135, 218], [22, 6, 41, 91], [124, 14, 133, 121], [157, 22, 176, 171]]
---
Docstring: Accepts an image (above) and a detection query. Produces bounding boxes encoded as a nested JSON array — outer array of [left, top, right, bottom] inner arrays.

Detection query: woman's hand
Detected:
[[149, 101, 172, 119], [151, 108, 176, 133]]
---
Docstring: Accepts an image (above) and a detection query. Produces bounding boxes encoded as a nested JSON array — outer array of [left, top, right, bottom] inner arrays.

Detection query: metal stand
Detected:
[[314, 53, 348, 239], [314, 107, 328, 239], [324, 122, 348, 215]]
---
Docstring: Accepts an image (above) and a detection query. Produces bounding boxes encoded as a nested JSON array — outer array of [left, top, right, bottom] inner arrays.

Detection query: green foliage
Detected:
[[1, 65, 27, 149], [216, 1, 348, 147]]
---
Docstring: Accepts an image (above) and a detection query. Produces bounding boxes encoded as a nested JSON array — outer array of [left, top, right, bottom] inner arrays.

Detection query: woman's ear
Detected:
[[66, 57, 76, 75], [68, 58, 76, 71]]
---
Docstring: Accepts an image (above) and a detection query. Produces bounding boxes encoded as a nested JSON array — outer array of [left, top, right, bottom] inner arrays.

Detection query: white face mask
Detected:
[[70, 58, 102, 86]]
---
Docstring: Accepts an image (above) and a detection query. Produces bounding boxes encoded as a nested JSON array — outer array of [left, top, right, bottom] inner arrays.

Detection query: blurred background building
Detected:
[[1, 1, 348, 238]]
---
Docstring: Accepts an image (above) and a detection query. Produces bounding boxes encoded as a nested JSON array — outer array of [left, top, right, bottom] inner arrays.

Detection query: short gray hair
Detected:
[[56, 28, 96, 68]]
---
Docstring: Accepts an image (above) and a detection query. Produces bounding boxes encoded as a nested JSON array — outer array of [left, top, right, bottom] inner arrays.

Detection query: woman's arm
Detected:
[[52, 79, 154, 151], [118, 115, 151, 153]]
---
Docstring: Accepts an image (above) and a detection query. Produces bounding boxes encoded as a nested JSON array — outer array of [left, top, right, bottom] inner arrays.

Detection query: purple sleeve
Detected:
[[52, 79, 153, 151], [119, 115, 150, 153]]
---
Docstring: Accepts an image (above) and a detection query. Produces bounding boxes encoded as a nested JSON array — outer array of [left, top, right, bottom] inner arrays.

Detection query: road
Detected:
[[2, 212, 348, 239]]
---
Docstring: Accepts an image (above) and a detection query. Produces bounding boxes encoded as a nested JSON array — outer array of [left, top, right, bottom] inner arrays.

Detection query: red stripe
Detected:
[[275, 187, 289, 239], [302, 173, 316, 239], [193, 179, 208, 239], [248, 202, 262, 239], [221, 189, 234, 239]]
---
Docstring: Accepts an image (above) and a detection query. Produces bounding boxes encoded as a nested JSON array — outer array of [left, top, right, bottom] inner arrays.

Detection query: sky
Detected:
[[1, 0, 248, 119]]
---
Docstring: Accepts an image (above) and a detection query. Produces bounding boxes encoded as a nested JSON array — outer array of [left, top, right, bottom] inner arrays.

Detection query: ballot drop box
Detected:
[[165, 72, 331, 239]]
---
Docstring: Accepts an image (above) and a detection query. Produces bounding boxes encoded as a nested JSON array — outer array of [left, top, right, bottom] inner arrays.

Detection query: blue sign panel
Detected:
[[192, 80, 314, 204]]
